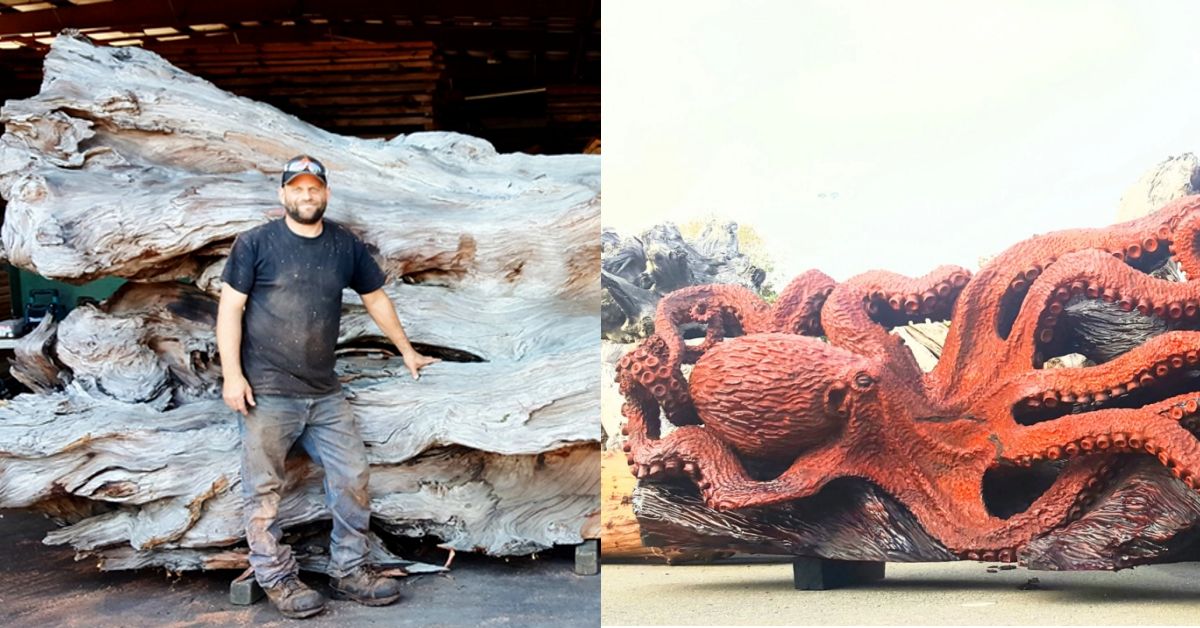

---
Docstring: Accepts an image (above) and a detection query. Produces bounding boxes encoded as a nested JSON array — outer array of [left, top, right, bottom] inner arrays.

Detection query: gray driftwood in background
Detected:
[[0, 33, 599, 573], [601, 222, 765, 343]]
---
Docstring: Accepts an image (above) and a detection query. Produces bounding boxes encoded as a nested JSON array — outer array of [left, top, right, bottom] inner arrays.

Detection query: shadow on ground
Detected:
[[0, 509, 599, 627]]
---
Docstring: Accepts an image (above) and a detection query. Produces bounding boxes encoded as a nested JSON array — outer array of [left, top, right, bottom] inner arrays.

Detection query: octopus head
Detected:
[[689, 332, 879, 462]]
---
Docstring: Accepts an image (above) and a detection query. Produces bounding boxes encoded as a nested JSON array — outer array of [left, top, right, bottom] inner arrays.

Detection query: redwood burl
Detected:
[[618, 196, 1200, 567]]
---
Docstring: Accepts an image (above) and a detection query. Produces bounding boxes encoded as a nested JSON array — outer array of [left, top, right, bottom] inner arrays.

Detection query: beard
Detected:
[[283, 198, 327, 225]]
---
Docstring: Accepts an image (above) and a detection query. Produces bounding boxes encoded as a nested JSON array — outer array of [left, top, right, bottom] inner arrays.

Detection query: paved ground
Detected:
[[0, 509, 599, 627], [602, 560, 1200, 625]]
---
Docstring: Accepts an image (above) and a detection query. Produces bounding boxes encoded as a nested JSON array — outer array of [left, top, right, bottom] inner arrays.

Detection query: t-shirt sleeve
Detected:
[[350, 236, 388, 294], [221, 233, 256, 294]]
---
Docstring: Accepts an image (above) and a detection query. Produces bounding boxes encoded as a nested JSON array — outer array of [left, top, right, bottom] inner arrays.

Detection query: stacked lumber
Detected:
[[148, 40, 444, 137], [547, 84, 600, 152], [0, 48, 42, 106], [547, 85, 599, 125]]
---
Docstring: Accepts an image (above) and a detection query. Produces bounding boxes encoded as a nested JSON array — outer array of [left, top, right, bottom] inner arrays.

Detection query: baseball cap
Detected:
[[281, 155, 328, 187]]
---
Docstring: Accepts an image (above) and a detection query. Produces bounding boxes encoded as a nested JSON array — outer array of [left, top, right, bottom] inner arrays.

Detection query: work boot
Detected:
[[330, 567, 403, 606], [263, 574, 327, 619]]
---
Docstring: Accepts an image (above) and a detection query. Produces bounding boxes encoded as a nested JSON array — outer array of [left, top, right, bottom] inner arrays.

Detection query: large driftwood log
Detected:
[[1117, 153, 1200, 224], [0, 34, 599, 572], [631, 460, 1200, 568], [10, 315, 65, 393], [601, 222, 765, 343]]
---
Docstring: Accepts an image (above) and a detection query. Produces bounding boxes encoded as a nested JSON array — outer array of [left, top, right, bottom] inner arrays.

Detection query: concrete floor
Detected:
[[0, 510, 599, 627], [602, 560, 1200, 626]]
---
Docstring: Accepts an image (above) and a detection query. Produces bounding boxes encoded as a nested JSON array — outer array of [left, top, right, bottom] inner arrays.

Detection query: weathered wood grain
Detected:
[[0, 33, 599, 570]]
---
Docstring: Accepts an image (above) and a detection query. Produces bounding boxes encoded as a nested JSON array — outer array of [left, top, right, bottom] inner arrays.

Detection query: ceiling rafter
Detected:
[[0, 0, 589, 37]]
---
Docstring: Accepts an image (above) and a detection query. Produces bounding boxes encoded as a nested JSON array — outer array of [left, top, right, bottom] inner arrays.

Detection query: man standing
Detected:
[[216, 155, 438, 619]]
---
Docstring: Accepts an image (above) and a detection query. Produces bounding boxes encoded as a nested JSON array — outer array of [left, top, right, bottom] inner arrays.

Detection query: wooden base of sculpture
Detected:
[[792, 558, 884, 590]]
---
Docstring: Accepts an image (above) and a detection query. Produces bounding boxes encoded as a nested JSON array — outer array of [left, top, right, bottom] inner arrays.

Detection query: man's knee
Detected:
[[335, 457, 370, 492]]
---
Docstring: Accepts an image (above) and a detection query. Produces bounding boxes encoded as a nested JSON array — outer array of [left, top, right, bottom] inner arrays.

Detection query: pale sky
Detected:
[[602, 1, 1200, 283]]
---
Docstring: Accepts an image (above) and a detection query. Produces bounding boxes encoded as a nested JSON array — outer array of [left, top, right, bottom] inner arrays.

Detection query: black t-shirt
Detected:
[[221, 219, 388, 396]]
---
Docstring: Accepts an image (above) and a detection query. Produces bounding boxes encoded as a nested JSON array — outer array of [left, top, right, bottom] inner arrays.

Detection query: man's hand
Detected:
[[223, 374, 257, 415], [359, 288, 439, 380], [402, 351, 440, 380]]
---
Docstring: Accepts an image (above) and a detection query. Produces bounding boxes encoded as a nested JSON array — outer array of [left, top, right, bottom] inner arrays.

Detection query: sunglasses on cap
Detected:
[[281, 155, 328, 186]]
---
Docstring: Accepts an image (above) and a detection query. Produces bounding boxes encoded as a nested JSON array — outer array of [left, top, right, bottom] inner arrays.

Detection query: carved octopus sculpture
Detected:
[[617, 196, 1200, 562]]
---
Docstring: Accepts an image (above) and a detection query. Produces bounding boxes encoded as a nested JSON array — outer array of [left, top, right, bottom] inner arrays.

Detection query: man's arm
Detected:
[[217, 283, 256, 415], [359, 288, 439, 379]]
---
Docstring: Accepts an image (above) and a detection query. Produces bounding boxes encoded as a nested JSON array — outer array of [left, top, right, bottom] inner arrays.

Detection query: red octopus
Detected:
[[617, 196, 1200, 562]]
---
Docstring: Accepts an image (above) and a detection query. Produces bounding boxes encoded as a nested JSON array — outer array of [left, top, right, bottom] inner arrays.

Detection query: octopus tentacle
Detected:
[[935, 194, 1200, 400], [948, 455, 1115, 553], [822, 265, 969, 382], [1170, 210, 1200, 280], [689, 445, 847, 511], [999, 406, 1200, 489], [1005, 329, 1200, 418], [618, 286, 771, 426], [653, 284, 773, 357], [1007, 249, 1200, 371], [617, 334, 698, 426], [618, 383, 780, 509], [770, 269, 837, 336]]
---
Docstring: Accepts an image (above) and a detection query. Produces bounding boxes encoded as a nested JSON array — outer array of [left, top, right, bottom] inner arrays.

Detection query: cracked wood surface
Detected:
[[0, 33, 599, 570]]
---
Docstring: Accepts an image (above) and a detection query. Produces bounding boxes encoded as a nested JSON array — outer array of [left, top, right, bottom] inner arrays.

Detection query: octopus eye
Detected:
[[854, 372, 874, 389]]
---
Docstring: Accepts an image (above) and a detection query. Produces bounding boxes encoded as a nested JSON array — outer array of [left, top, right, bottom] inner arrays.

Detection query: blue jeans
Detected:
[[237, 391, 371, 585]]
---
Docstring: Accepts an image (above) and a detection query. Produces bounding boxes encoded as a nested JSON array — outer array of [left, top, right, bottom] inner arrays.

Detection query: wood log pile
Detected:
[[0, 33, 599, 574], [547, 85, 601, 152], [157, 40, 444, 136]]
